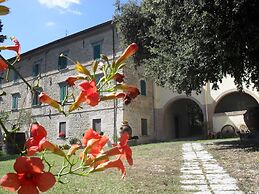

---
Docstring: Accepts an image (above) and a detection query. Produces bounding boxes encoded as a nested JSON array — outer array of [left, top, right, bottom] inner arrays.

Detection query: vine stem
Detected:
[[8, 64, 32, 90], [0, 118, 9, 135], [56, 165, 90, 177]]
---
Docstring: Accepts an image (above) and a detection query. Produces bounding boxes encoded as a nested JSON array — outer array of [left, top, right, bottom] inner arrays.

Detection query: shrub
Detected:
[[69, 137, 81, 145]]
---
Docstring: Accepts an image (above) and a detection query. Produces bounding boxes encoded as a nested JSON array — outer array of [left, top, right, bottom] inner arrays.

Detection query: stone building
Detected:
[[0, 21, 154, 145], [0, 20, 259, 145]]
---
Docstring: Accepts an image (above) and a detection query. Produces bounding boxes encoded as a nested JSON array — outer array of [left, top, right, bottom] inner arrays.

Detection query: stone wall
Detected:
[[123, 64, 156, 143], [0, 22, 125, 145]]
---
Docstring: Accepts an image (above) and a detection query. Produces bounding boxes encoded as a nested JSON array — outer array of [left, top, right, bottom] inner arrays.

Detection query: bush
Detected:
[[59, 144, 70, 150], [69, 137, 81, 145]]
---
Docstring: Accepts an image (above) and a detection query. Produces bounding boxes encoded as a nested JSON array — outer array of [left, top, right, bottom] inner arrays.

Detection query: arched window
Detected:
[[215, 92, 258, 113], [140, 80, 146, 96]]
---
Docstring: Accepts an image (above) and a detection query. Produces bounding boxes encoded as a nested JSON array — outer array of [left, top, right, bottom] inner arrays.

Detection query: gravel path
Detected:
[[180, 143, 244, 194]]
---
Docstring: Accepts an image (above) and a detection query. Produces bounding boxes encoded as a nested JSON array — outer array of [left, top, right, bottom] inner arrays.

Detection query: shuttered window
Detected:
[[32, 63, 40, 76], [12, 93, 19, 110], [59, 122, 66, 138], [13, 70, 19, 82], [32, 88, 42, 106], [32, 91, 40, 106], [140, 80, 146, 96], [59, 83, 67, 102], [93, 44, 101, 60], [92, 119, 101, 132], [141, 118, 148, 136], [58, 51, 68, 70]]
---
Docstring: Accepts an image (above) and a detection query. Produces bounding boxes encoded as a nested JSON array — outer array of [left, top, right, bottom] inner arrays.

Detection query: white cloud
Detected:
[[46, 21, 56, 27], [67, 9, 82, 15], [38, 0, 80, 9], [58, 8, 82, 15]]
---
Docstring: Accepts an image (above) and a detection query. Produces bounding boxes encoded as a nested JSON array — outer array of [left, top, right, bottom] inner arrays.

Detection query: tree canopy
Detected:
[[0, 20, 5, 43], [114, 0, 259, 94]]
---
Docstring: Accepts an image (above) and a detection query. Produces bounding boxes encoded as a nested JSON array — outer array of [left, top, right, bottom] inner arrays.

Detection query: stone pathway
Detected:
[[180, 143, 244, 194]]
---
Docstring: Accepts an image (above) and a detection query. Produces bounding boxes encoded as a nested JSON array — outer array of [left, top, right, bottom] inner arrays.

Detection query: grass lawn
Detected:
[[204, 139, 259, 193], [0, 142, 184, 194]]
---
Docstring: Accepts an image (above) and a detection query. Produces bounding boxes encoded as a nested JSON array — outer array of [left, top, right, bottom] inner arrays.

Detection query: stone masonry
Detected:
[[181, 143, 243, 194], [0, 21, 155, 145]]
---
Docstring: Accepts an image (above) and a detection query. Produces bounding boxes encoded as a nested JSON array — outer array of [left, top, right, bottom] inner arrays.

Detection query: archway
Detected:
[[213, 91, 258, 136], [164, 98, 204, 139], [215, 91, 258, 113]]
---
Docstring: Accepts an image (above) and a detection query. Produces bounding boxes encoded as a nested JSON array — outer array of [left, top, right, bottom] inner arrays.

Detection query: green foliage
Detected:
[[69, 137, 81, 145], [113, 0, 153, 66], [16, 109, 32, 130], [0, 20, 6, 43], [59, 144, 70, 150], [0, 111, 9, 124], [114, 0, 259, 94]]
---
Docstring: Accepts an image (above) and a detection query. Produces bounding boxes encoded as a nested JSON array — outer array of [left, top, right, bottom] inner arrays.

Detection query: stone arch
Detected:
[[163, 96, 204, 139], [214, 90, 259, 113]]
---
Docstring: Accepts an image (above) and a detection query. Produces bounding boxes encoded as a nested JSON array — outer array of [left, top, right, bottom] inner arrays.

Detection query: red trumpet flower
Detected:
[[0, 156, 56, 194], [115, 43, 138, 67]]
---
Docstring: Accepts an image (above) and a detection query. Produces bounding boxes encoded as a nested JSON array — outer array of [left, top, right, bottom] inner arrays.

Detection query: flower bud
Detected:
[[115, 43, 138, 67], [112, 73, 125, 83], [39, 92, 61, 110]]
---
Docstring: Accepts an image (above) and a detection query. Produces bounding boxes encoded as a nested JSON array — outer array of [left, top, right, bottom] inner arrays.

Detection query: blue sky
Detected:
[[0, 0, 128, 58]]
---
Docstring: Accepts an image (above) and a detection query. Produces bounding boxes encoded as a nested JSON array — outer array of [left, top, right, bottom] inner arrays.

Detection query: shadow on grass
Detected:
[[210, 139, 259, 152], [0, 152, 19, 161]]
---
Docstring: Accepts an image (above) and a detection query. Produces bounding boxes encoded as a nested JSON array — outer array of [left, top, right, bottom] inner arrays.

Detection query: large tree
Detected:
[[114, 0, 259, 94]]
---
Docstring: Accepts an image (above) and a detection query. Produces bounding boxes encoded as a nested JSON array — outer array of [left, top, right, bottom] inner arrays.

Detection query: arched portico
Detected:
[[214, 91, 258, 113], [164, 97, 204, 139], [212, 91, 259, 133]]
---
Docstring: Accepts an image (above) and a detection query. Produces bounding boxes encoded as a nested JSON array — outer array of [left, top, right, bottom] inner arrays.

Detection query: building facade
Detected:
[[0, 21, 259, 145], [0, 21, 155, 145]]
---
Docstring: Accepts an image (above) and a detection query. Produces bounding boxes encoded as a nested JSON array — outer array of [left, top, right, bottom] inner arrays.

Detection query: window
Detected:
[[0, 72, 4, 87], [32, 62, 40, 76], [0, 76, 3, 88], [140, 80, 146, 96], [58, 51, 69, 70], [93, 43, 101, 60], [92, 119, 101, 132], [13, 69, 19, 82], [32, 89, 42, 106], [141, 118, 148, 136], [58, 122, 66, 138], [12, 93, 19, 110], [59, 82, 67, 102]]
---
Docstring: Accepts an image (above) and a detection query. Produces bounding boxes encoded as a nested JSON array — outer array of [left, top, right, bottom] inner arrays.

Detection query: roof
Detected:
[[19, 20, 113, 58]]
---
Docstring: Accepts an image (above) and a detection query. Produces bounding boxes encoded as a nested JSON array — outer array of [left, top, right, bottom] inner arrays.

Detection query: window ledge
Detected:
[[57, 137, 68, 140], [214, 110, 247, 116], [12, 81, 20, 85], [58, 67, 69, 73], [32, 105, 41, 108]]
